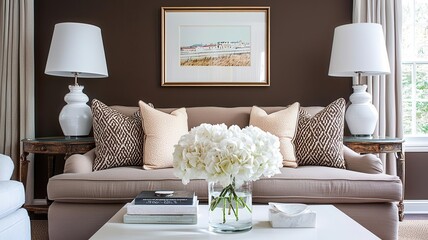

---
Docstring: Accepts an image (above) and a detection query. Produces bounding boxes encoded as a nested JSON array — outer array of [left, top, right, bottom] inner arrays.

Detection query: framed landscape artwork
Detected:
[[161, 7, 270, 86]]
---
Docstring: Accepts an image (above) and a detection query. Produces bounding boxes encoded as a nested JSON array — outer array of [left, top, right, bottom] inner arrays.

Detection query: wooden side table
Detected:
[[343, 136, 405, 221], [20, 136, 95, 213]]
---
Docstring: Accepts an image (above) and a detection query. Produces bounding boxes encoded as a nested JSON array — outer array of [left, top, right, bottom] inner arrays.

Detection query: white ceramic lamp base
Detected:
[[59, 85, 93, 136], [345, 85, 378, 137]]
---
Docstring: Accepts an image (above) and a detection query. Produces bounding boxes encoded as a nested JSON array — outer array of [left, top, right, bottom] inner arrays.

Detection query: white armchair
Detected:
[[0, 154, 31, 240]]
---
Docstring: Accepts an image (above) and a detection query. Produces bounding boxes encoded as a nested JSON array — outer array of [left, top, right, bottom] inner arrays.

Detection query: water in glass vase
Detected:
[[208, 180, 252, 233]]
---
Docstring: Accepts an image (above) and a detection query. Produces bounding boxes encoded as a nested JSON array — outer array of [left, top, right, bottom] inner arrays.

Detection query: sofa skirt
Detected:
[[48, 202, 397, 240]]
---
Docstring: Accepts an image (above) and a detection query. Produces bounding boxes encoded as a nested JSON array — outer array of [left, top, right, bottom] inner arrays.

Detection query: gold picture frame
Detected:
[[161, 7, 270, 86]]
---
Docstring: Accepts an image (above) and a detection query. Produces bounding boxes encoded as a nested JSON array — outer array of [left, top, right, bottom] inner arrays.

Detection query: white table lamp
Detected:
[[45, 22, 108, 136], [328, 23, 390, 137]]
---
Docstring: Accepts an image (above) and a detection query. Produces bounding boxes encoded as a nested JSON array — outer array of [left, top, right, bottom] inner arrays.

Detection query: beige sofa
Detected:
[[47, 106, 402, 240]]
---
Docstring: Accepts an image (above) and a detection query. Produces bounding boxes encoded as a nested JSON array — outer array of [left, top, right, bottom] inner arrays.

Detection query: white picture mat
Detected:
[[164, 10, 268, 84]]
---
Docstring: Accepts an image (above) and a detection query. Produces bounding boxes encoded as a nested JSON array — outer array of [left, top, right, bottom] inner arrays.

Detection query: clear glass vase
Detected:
[[208, 179, 252, 233]]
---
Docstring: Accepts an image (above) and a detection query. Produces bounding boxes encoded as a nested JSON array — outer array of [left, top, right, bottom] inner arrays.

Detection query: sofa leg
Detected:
[[398, 201, 404, 221]]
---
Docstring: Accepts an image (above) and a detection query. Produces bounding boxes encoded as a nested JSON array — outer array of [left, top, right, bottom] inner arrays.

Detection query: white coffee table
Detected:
[[90, 204, 379, 240]]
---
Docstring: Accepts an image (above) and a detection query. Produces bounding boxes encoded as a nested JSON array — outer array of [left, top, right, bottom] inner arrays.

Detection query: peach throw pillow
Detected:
[[249, 102, 300, 168], [139, 101, 188, 169]]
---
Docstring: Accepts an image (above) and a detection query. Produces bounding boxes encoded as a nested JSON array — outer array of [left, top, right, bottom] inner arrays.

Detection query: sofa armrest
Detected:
[[0, 154, 14, 180], [64, 148, 95, 173], [343, 146, 383, 174]]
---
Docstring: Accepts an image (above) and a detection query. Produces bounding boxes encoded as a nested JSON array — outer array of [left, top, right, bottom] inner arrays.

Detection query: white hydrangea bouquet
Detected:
[[173, 123, 283, 226]]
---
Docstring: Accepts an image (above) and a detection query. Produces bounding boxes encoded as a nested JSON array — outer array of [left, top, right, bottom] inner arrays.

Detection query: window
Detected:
[[402, 0, 428, 151]]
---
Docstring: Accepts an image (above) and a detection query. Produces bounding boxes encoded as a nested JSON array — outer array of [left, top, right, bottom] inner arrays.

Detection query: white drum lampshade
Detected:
[[45, 22, 108, 136], [328, 23, 390, 137]]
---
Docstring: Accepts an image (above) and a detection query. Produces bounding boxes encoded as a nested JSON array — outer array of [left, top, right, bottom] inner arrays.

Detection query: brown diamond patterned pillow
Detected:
[[92, 99, 144, 171], [294, 98, 346, 169]]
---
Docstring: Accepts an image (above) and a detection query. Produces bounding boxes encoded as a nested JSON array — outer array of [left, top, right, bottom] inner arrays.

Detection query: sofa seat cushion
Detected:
[[47, 167, 207, 203], [47, 166, 401, 204], [254, 166, 402, 203], [0, 181, 25, 219]]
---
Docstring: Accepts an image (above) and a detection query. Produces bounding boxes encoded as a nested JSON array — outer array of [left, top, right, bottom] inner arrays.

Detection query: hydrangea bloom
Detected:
[[173, 123, 283, 187]]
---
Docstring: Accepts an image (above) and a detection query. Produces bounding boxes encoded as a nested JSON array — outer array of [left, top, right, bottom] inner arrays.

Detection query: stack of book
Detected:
[[124, 190, 198, 224]]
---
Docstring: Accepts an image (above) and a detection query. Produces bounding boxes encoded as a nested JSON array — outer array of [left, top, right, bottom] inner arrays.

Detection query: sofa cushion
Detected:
[[294, 98, 346, 169], [139, 101, 188, 170], [0, 181, 25, 219], [249, 103, 300, 168], [107, 105, 323, 129], [92, 99, 143, 171], [47, 166, 401, 204]]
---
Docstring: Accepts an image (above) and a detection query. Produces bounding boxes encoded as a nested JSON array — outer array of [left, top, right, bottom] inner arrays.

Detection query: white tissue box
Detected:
[[268, 203, 316, 228]]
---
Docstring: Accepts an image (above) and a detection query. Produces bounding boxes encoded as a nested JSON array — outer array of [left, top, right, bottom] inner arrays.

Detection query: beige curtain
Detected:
[[353, 0, 403, 175], [0, 0, 35, 203]]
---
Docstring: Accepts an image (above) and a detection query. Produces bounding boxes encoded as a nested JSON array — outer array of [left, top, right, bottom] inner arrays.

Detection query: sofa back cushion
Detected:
[[100, 104, 330, 170], [110, 105, 323, 129]]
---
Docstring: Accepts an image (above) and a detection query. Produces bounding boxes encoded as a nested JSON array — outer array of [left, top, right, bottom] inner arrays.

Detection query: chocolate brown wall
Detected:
[[34, 0, 428, 202], [405, 152, 428, 199], [35, 0, 354, 131], [34, 1, 354, 198]]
